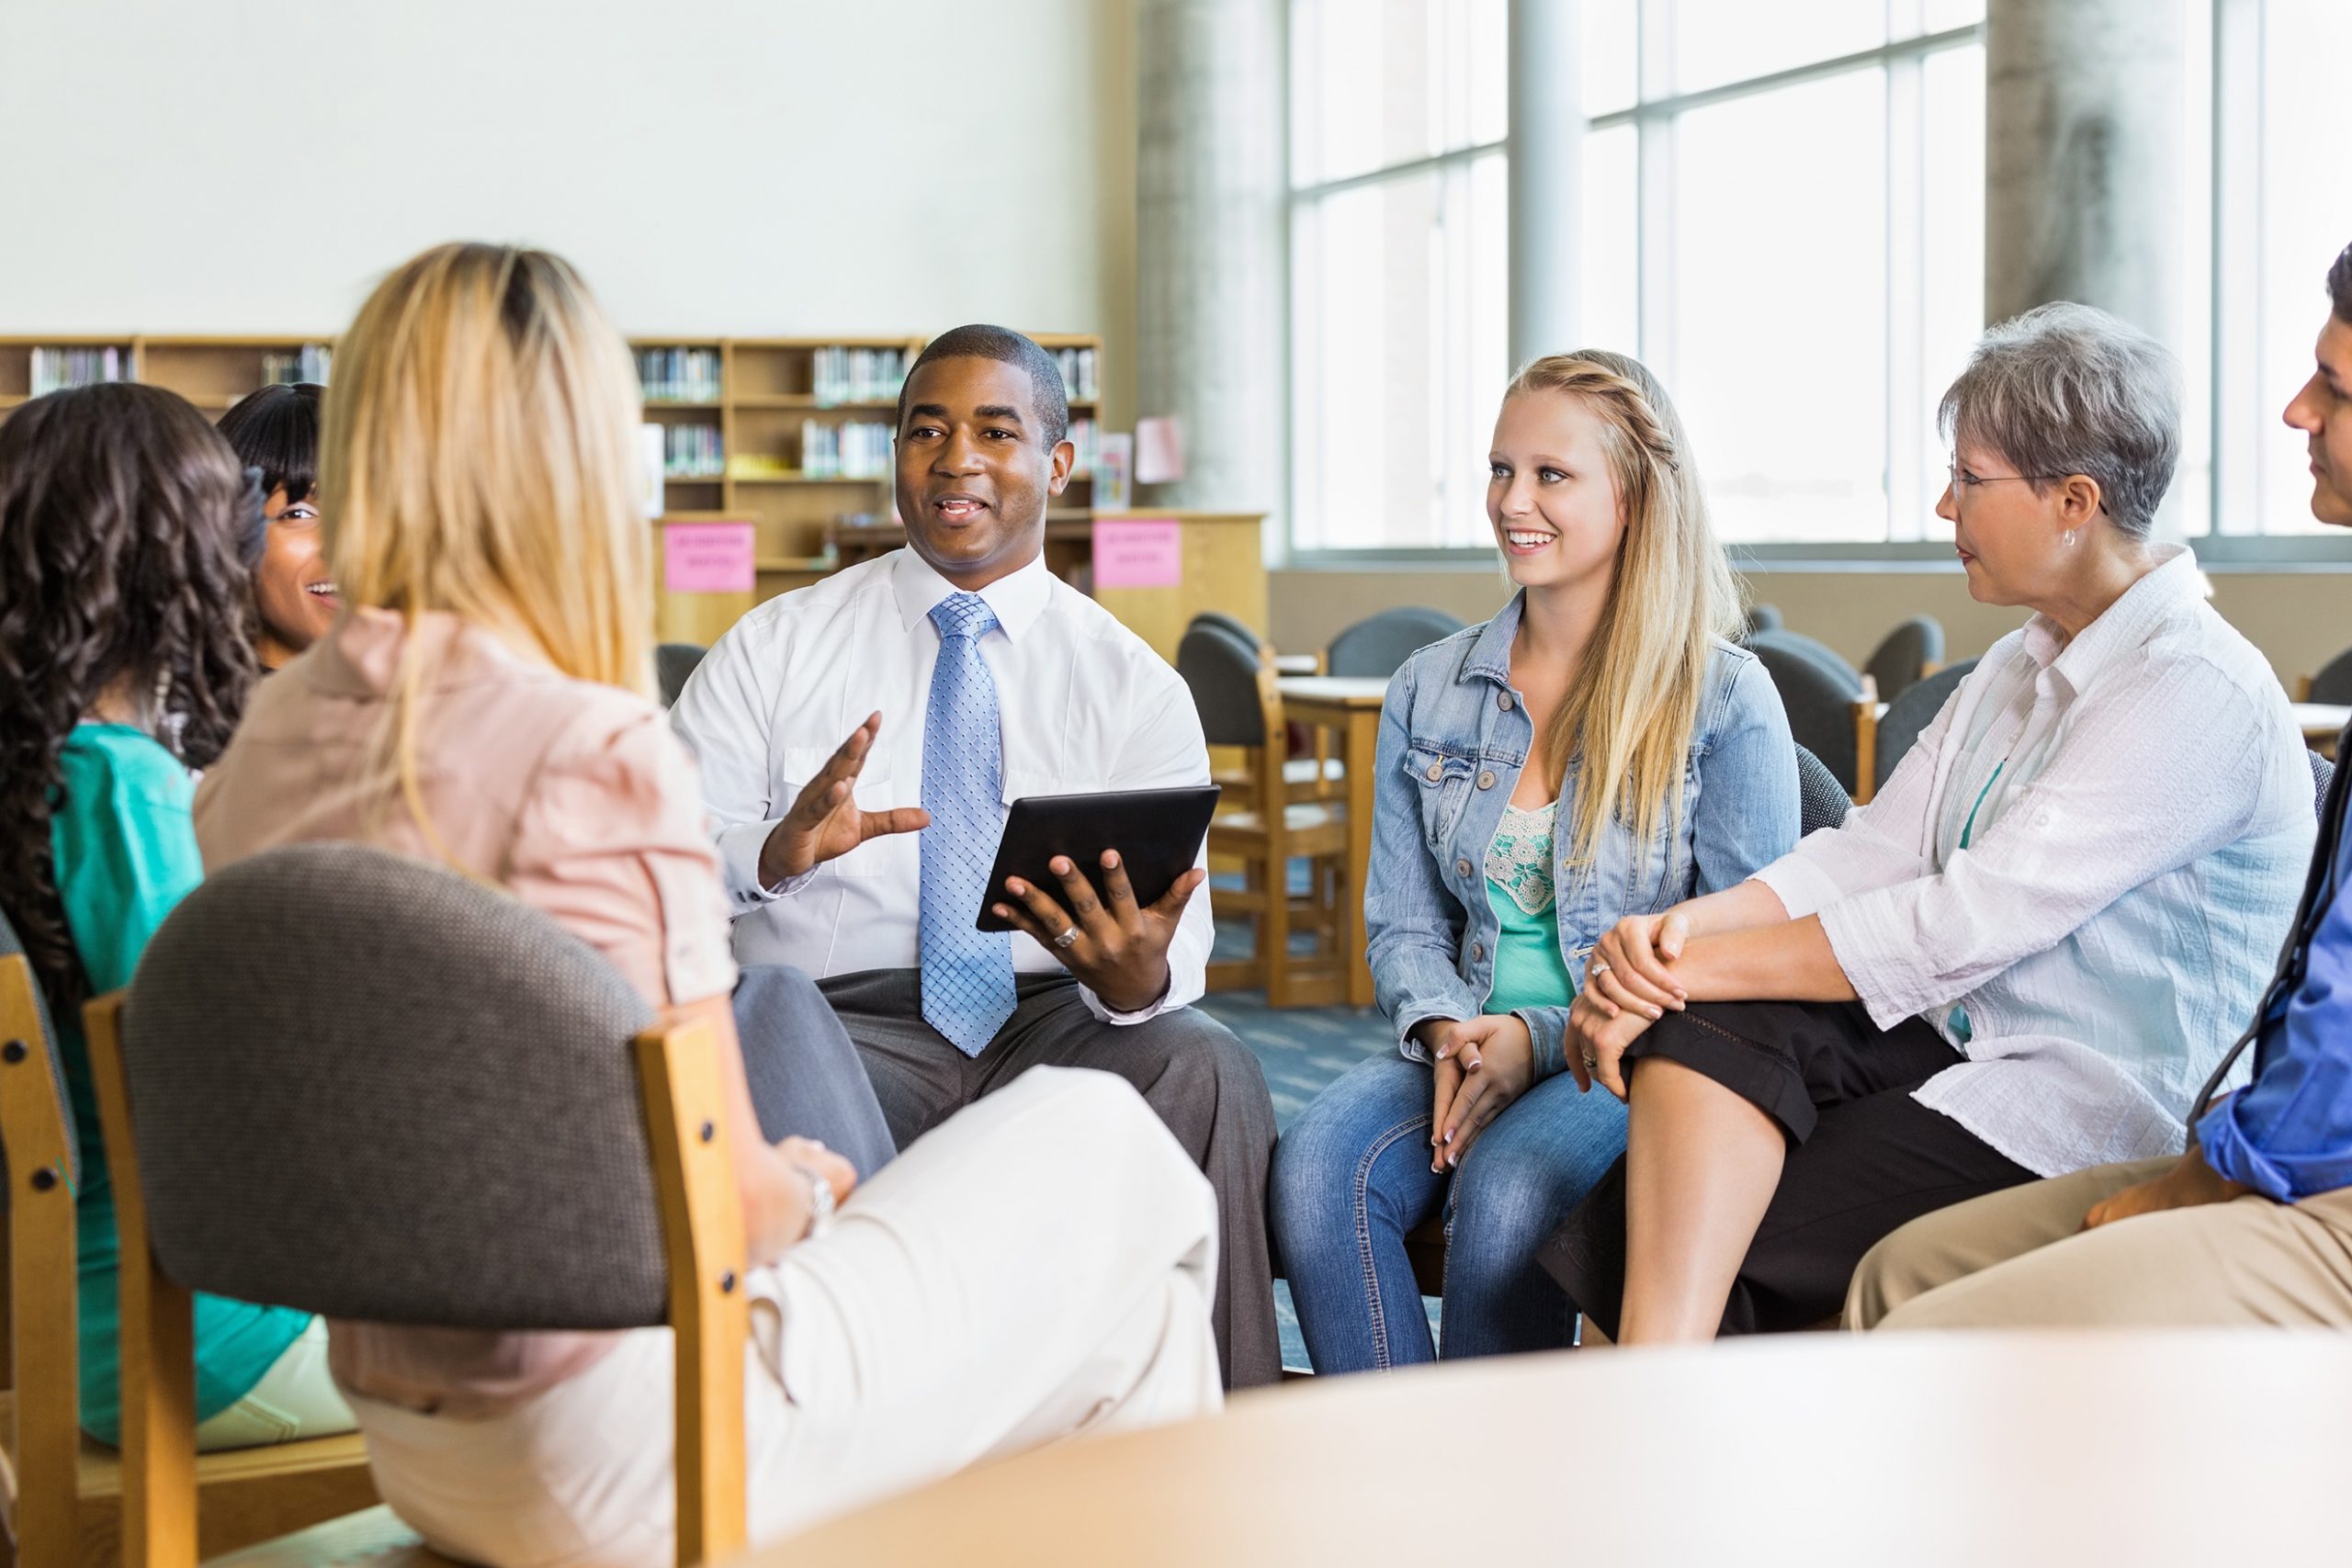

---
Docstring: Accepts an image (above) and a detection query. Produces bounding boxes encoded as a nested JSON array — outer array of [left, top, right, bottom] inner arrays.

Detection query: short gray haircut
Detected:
[[1938, 301, 2182, 539]]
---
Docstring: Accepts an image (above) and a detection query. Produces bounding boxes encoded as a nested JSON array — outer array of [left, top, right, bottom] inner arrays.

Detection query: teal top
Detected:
[[1481, 799, 1578, 1016], [52, 724, 311, 1444], [1945, 759, 2009, 1047]]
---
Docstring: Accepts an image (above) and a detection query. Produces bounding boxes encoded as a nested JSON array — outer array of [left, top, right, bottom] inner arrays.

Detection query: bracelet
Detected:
[[790, 1161, 837, 1240]]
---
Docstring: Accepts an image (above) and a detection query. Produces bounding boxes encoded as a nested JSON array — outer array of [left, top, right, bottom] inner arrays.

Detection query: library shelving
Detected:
[[0, 330, 1191, 650]]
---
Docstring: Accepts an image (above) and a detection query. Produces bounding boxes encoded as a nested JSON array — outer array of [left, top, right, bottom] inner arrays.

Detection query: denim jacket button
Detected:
[[1471, 942, 1486, 961], [1477, 770, 1496, 789], [1497, 693, 1515, 711], [1455, 857, 1473, 877], [1425, 762, 1445, 782]]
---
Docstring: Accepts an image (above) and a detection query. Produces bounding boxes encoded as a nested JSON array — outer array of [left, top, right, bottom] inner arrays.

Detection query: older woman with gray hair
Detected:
[[1534, 302, 2314, 1342]]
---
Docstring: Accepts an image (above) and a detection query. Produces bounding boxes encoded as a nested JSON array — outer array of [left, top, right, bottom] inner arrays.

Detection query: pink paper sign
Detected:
[[664, 522, 755, 593], [1092, 517, 1183, 589]]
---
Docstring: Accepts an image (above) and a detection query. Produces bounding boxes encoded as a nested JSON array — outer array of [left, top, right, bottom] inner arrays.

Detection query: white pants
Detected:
[[347, 1067, 1224, 1568]]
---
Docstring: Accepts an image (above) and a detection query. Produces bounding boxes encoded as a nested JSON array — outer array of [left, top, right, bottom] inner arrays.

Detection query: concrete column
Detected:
[[1984, 0, 2186, 339], [1509, 0, 1584, 367], [1135, 0, 1287, 532]]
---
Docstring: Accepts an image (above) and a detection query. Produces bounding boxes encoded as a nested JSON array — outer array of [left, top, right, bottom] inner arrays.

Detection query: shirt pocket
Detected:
[[779, 743, 913, 880], [1403, 741, 1479, 856]]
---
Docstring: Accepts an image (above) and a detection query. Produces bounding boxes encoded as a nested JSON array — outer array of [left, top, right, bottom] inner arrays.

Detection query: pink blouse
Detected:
[[195, 608, 738, 1416]]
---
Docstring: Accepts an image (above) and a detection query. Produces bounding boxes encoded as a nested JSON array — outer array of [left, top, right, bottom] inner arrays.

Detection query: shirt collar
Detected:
[[890, 546, 1053, 646], [2027, 543, 2204, 692], [1460, 591, 1524, 685]]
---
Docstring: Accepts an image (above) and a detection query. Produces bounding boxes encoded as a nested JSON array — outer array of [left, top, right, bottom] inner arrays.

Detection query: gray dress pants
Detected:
[[813, 967, 1282, 1389]]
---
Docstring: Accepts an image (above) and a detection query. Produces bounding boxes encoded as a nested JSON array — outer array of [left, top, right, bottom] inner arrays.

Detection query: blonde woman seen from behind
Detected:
[[1269, 352, 1799, 1372], [193, 242, 1220, 1568]]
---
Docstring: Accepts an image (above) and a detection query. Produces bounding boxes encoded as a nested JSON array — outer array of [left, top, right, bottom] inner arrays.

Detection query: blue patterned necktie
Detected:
[[919, 592, 1017, 1055]]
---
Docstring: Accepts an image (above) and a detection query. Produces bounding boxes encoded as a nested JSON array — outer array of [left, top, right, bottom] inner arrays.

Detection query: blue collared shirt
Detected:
[[2196, 783, 2352, 1201]]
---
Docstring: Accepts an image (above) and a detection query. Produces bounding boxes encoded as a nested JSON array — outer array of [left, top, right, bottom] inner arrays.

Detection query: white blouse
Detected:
[[1754, 547, 2314, 1176]]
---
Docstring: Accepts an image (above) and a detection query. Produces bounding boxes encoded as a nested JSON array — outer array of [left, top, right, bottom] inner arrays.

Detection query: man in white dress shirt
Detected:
[[673, 325, 1280, 1386]]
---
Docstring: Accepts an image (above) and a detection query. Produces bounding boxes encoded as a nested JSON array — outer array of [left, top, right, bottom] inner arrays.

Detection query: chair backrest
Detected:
[[656, 642, 708, 709], [1179, 623, 1273, 749], [1793, 744, 1851, 837], [1744, 603, 1784, 638], [1864, 615, 1946, 704], [1872, 658, 1979, 792], [1325, 607, 1466, 680], [96, 842, 745, 1567], [0, 902, 79, 1191], [1186, 611, 1267, 657], [117, 842, 679, 1328], [2307, 645, 2352, 705], [0, 903, 85, 1562], [2310, 748, 2335, 820], [1748, 631, 1867, 793]]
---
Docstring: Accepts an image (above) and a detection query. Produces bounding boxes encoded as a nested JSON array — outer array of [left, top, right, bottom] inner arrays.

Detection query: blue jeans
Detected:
[[1271, 1053, 1627, 1371]]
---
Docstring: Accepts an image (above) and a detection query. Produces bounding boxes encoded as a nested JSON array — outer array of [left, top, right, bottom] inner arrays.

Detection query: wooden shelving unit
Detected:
[[0, 329, 1114, 645]]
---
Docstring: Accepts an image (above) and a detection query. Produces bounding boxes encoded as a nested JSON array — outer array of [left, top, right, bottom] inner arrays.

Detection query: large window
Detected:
[[1290, 0, 1987, 552], [1288, 0, 1508, 551], [2211, 0, 2352, 544], [1289, 0, 2351, 558]]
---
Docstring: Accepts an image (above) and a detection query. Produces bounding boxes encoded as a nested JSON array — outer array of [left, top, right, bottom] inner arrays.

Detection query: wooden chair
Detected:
[[1182, 617, 1339, 809], [0, 912, 376, 1568], [85, 842, 749, 1568], [1178, 627, 1351, 1007]]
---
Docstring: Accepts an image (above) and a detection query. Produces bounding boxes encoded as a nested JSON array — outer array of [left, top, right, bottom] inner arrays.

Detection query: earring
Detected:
[[2063, 528, 2078, 548]]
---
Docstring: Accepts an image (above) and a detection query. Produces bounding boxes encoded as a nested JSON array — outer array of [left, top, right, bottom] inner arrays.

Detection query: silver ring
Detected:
[[1581, 1050, 1599, 1070], [1589, 960, 1612, 976], [1053, 927, 1080, 950]]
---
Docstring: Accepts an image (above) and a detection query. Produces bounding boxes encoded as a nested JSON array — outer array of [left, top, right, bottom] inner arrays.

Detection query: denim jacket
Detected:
[[1366, 592, 1800, 1079]]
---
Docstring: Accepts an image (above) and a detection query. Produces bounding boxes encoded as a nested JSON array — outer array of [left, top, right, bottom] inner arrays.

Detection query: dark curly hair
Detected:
[[0, 383, 258, 1014]]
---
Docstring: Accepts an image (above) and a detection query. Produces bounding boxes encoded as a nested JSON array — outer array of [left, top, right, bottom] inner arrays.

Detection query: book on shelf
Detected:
[[638, 347, 721, 403], [663, 423, 725, 478], [801, 419, 893, 479], [729, 452, 794, 480], [1068, 416, 1100, 477], [813, 346, 906, 407], [1052, 346, 1098, 402], [260, 344, 333, 386], [29, 345, 130, 396]]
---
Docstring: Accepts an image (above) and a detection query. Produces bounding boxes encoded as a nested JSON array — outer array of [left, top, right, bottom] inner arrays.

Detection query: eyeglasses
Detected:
[[1946, 456, 2106, 514]]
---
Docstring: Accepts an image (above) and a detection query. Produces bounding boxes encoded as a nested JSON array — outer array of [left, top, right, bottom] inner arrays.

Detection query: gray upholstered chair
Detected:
[[1743, 603, 1785, 639], [1177, 627, 1348, 1006], [1793, 744, 1852, 836], [1748, 631, 1878, 801], [87, 843, 746, 1568], [2310, 748, 2335, 819], [1324, 607, 1466, 680], [0, 908, 374, 1568], [655, 642, 707, 709], [1187, 611, 1267, 657], [1871, 658, 1978, 795], [1864, 616, 1945, 704], [2301, 645, 2352, 705]]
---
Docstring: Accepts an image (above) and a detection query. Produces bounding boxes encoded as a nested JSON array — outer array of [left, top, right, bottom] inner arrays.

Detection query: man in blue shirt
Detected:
[[1847, 241, 2352, 1329]]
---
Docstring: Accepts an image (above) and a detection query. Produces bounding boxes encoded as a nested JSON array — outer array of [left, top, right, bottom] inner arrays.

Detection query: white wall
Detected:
[[0, 0, 1140, 420]]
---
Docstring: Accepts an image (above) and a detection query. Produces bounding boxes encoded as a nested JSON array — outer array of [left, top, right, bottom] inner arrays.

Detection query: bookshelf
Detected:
[[0, 329, 1137, 645]]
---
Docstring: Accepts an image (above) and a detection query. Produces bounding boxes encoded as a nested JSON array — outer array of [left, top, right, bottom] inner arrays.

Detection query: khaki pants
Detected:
[[350, 1067, 1224, 1568], [1846, 1156, 2352, 1331]]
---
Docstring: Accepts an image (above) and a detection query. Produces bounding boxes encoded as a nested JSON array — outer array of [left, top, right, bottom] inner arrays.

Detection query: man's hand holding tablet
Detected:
[[982, 785, 1221, 1013], [993, 851, 1205, 1014]]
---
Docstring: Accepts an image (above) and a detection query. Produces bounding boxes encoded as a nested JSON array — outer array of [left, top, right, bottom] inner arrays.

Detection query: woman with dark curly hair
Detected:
[[0, 382, 355, 1450]]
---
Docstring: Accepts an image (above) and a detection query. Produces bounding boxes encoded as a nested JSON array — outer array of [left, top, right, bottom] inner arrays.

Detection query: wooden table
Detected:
[[754, 1331, 2352, 1566], [1275, 675, 1390, 1008], [2291, 702, 2349, 755]]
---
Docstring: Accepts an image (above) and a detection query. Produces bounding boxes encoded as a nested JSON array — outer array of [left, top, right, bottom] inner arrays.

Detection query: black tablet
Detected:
[[975, 786, 1222, 932]]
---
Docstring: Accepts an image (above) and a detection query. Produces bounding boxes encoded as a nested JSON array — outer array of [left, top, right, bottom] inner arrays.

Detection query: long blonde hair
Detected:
[[1507, 350, 1741, 871], [321, 242, 652, 850]]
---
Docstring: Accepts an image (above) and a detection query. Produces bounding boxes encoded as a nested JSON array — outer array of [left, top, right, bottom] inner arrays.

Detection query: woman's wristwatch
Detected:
[[792, 1163, 836, 1240]]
